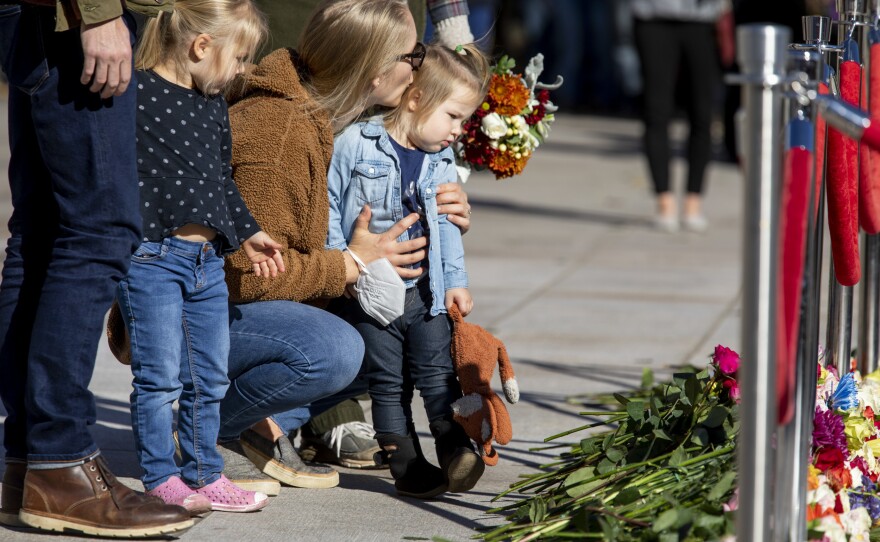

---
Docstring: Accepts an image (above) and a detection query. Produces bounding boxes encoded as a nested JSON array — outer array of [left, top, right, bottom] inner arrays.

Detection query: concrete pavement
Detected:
[[0, 109, 744, 541]]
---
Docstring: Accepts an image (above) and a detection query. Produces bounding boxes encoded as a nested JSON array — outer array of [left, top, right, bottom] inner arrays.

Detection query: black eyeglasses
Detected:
[[397, 42, 426, 71]]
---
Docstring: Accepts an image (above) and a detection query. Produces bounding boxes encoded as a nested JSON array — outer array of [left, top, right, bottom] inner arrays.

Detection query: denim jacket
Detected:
[[326, 118, 467, 316]]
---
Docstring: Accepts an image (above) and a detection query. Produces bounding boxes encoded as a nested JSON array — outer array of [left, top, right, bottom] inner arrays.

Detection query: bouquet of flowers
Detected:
[[808, 362, 880, 541], [454, 54, 562, 182], [482, 345, 741, 541]]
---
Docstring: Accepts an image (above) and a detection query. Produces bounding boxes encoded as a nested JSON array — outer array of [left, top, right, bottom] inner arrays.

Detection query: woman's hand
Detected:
[[243, 231, 286, 277], [436, 182, 471, 234], [345, 205, 427, 282]]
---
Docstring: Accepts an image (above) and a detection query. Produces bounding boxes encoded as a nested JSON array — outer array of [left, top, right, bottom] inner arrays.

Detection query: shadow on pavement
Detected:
[[469, 196, 654, 229]]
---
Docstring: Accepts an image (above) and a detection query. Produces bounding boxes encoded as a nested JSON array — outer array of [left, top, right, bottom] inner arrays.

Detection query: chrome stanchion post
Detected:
[[859, 0, 880, 374], [787, 16, 833, 542], [828, 0, 864, 375], [733, 23, 790, 542], [775, 50, 818, 542], [777, 47, 822, 542]]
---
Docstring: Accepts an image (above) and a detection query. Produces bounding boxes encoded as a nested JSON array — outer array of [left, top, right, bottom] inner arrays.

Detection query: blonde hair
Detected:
[[386, 43, 491, 139], [136, 0, 267, 95], [298, 0, 414, 132]]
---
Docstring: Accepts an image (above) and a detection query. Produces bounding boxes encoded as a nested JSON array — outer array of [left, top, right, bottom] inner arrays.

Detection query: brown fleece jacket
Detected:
[[225, 48, 346, 304]]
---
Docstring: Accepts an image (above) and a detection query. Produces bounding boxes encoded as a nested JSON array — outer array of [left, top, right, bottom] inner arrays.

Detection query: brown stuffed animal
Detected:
[[448, 304, 519, 466], [106, 301, 131, 365]]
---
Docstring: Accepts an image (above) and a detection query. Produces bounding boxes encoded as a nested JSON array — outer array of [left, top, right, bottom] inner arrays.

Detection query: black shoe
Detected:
[[375, 433, 447, 499], [430, 419, 484, 493]]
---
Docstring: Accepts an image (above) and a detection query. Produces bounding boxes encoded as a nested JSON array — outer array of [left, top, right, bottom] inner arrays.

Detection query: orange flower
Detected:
[[488, 74, 530, 116], [826, 464, 853, 492], [806, 503, 842, 526], [489, 150, 529, 179]]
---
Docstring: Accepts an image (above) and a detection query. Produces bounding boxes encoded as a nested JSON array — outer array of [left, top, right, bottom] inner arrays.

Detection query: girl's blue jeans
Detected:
[[117, 237, 230, 490], [352, 279, 461, 436]]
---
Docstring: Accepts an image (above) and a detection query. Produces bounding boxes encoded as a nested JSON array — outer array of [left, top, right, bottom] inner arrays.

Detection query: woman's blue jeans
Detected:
[[117, 238, 229, 490], [218, 300, 364, 440]]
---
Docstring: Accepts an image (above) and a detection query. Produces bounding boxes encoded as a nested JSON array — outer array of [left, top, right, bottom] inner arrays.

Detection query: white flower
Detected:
[[524, 131, 541, 151], [815, 515, 847, 542], [536, 121, 551, 139], [455, 163, 471, 184], [842, 507, 872, 535], [808, 483, 837, 511], [512, 115, 529, 135], [481, 113, 507, 140], [850, 466, 864, 488]]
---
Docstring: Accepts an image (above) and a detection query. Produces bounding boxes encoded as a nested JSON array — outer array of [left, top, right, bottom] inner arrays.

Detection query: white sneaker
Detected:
[[654, 214, 679, 233], [682, 214, 709, 233]]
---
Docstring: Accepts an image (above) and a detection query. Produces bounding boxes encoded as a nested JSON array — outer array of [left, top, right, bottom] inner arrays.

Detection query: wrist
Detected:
[[342, 251, 360, 284]]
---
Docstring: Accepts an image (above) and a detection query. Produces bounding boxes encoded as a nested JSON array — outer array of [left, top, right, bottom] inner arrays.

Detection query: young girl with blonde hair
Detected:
[[119, 0, 283, 513], [325, 42, 490, 498]]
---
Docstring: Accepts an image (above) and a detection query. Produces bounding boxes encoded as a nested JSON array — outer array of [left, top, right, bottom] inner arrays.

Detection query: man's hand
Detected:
[[80, 16, 132, 99]]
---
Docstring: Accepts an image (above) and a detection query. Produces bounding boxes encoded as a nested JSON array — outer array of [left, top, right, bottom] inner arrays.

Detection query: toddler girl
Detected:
[[118, 0, 283, 513], [326, 43, 490, 498]]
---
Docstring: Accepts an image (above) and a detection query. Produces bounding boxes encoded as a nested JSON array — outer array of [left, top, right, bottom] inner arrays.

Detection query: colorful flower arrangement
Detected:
[[482, 346, 880, 541], [454, 54, 562, 182], [807, 362, 880, 541]]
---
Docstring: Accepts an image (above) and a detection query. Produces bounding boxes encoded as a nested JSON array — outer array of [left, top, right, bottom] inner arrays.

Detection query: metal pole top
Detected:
[[838, 0, 868, 18], [803, 16, 832, 44], [738, 25, 793, 79]]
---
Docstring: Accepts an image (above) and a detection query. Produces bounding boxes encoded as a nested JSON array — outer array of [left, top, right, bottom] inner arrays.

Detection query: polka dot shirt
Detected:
[[135, 70, 259, 254]]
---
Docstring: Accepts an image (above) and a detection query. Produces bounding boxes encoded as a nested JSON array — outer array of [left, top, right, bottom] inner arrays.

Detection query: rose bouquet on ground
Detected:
[[454, 54, 562, 182], [482, 346, 741, 541]]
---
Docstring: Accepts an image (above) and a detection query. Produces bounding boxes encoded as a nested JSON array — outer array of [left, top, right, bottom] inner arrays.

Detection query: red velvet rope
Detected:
[[826, 60, 862, 286], [860, 44, 880, 234], [777, 147, 812, 425]]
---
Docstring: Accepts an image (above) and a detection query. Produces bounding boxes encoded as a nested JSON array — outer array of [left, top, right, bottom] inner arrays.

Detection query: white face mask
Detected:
[[348, 250, 406, 326]]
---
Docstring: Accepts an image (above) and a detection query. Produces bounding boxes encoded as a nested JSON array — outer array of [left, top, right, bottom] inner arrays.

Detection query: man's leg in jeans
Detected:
[[0, 7, 191, 535]]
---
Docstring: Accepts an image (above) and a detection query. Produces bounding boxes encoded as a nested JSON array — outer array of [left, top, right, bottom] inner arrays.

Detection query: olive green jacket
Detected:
[[29, 0, 171, 32]]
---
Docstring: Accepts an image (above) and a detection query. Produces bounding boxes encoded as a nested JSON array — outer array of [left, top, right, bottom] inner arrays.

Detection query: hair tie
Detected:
[[455, 45, 467, 56]]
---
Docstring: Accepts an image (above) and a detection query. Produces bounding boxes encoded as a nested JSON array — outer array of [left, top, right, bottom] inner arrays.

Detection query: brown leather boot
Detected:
[[19, 455, 193, 538], [0, 459, 26, 527]]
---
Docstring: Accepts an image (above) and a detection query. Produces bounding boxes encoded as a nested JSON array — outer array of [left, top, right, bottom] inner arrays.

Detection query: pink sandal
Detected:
[[193, 475, 268, 512], [146, 476, 213, 515]]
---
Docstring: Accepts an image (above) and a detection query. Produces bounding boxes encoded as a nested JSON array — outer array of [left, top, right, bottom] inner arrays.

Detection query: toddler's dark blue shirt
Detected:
[[389, 135, 427, 270], [135, 70, 259, 254]]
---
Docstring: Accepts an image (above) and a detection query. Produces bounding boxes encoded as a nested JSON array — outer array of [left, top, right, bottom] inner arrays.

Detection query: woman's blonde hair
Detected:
[[136, 0, 267, 95], [298, 0, 414, 132], [386, 43, 491, 139]]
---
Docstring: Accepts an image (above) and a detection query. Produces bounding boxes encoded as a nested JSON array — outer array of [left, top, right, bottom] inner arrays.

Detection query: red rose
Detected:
[[815, 447, 846, 471], [714, 345, 740, 375]]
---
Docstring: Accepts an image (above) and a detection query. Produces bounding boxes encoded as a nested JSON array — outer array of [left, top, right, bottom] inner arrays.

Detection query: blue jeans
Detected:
[[352, 279, 460, 436], [218, 300, 363, 440], [117, 238, 230, 489], [0, 5, 141, 463]]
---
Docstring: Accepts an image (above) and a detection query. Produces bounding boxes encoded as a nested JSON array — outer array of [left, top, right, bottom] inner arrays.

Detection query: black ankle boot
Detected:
[[375, 433, 447, 499], [429, 419, 484, 493]]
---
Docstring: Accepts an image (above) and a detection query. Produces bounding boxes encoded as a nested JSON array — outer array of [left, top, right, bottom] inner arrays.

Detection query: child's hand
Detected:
[[243, 232, 285, 277], [445, 288, 473, 317]]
